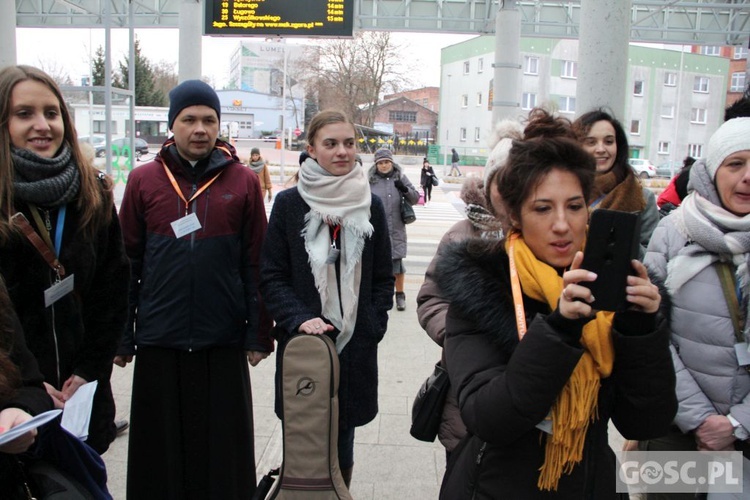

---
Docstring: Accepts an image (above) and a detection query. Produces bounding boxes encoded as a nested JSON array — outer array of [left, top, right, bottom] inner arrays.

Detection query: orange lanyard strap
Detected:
[[12, 212, 66, 278], [507, 232, 527, 340], [162, 164, 223, 215]]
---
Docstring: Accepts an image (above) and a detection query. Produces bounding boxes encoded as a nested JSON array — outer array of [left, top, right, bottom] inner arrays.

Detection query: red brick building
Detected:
[[371, 96, 438, 142], [384, 87, 440, 113]]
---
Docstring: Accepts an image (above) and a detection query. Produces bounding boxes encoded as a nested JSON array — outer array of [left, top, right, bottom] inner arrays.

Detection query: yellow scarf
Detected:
[[505, 233, 615, 491]]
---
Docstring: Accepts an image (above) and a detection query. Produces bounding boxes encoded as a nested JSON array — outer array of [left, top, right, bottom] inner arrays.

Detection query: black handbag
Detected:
[[410, 361, 450, 442], [431, 176, 439, 187], [400, 196, 416, 224]]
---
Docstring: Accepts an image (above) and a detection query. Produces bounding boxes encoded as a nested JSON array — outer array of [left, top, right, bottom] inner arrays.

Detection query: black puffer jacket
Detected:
[[435, 239, 677, 499]]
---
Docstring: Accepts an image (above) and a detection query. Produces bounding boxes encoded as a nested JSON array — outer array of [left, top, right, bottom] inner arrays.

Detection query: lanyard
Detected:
[[11, 212, 66, 278], [162, 164, 223, 216], [28, 204, 67, 256], [589, 195, 605, 209], [507, 232, 527, 340], [330, 224, 341, 248]]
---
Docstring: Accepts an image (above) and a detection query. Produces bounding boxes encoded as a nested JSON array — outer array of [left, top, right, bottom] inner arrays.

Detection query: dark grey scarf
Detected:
[[12, 145, 81, 208]]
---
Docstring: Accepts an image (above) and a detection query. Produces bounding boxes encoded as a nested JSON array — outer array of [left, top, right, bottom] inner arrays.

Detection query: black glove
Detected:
[[394, 179, 408, 193]]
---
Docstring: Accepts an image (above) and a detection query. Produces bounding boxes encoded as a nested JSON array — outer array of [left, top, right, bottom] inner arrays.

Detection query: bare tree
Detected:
[[152, 60, 179, 105], [296, 32, 409, 127]]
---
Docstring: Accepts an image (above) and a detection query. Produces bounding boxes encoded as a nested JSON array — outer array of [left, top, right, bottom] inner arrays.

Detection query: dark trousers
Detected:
[[423, 182, 433, 201]]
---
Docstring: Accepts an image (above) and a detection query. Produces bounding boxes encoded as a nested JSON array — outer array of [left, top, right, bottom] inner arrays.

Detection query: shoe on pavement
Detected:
[[396, 292, 406, 311], [115, 419, 129, 436]]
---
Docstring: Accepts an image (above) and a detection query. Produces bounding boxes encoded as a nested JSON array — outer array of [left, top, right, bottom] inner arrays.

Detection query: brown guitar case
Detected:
[[266, 333, 352, 500]]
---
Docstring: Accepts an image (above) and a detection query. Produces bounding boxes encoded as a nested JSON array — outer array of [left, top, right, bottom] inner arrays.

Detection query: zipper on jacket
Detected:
[[469, 441, 487, 500], [188, 183, 197, 352], [43, 210, 63, 386]]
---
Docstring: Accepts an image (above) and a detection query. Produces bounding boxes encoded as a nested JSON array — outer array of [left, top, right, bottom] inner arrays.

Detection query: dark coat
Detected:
[[118, 139, 273, 354], [435, 239, 677, 499], [260, 187, 394, 429], [0, 186, 129, 454], [420, 165, 436, 188]]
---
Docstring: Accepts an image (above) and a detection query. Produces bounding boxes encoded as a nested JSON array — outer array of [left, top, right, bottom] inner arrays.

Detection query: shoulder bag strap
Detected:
[[716, 261, 743, 344]]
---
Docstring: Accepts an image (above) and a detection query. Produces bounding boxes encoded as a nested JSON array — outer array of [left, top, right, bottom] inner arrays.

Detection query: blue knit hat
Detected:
[[168, 80, 221, 129]]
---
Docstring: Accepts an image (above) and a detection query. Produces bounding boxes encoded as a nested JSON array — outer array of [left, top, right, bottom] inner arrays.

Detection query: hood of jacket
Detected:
[[435, 238, 525, 355], [156, 138, 239, 180]]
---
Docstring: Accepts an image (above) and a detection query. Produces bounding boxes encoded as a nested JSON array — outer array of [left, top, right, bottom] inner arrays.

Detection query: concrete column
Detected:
[[0, 0, 17, 68], [491, 0, 521, 124], [577, 0, 632, 119], [179, 0, 203, 82]]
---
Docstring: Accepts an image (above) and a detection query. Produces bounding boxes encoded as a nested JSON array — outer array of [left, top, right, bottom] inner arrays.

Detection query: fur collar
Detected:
[[434, 238, 547, 355]]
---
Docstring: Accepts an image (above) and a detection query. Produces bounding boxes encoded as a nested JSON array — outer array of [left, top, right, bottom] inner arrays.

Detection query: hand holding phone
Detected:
[[579, 209, 641, 312]]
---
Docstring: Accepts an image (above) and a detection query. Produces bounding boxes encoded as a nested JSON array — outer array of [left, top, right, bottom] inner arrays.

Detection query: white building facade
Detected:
[[440, 37, 729, 166]]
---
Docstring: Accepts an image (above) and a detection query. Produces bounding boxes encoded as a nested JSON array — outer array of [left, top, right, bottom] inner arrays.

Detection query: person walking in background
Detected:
[[420, 158, 437, 206], [368, 148, 419, 311], [116, 79, 273, 499], [449, 148, 462, 176], [417, 119, 523, 460], [436, 110, 676, 498], [260, 110, 394, 488], [0, 65, 129, 455], [573, 108, 659, 258], [248, 147, 273, 202], [642, 118, 750, 500]]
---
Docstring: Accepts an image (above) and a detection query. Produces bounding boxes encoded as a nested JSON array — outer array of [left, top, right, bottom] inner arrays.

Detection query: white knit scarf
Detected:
[[297, 157, 373, 353], [667, 160, 750, 339]]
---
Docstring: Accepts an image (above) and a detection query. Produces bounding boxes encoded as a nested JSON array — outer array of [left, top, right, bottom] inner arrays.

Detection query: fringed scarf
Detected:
[[506, 233, 615, 491], [590, 170, 645, 212], [12, 145, 80, 208], [667, 160, 750, 340], [297, 157, 373, 353]]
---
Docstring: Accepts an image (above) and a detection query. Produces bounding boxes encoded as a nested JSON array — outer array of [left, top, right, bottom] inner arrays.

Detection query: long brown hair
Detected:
[[0, 65, 113, 242]]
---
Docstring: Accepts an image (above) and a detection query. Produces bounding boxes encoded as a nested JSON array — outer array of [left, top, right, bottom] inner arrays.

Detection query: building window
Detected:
[[693, 76, 710, 93], [734, 46, 749, 60], [561, 60, 577, 79], [476, 92, 482, 106], [699, 46, 721, 56], [460, 127, 467, 142], [630, 120, 641, 135], [463, 61, 470, 74], [558, 96, 576, 113], [658, 141, 670, 155], [474, 127, 481, 142], [388, 111, 417, 123], [688, 143, 703, 158], [633, 80, 644, 96], [661, 105, 674, 118], [524, 56, 539, 75], [522, 92, 537, 110], [478, 58, 484, 73], [422, 98, 428, 107], [731, 72, 747, 92], [690, 108, 707, 124], [664, 72, 677, 86], [461, 94, 468, 108]]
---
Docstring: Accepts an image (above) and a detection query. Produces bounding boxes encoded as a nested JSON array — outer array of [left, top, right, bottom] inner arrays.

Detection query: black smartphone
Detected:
[[579, 209, 641, 312]]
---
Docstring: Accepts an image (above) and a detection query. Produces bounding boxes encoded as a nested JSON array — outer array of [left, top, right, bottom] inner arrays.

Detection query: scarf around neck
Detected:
[[297, 157, 373, 353], [591, 170, 645, 212], [12, 145, 81, 208], [248, 159, 266, 175], [667, 160, 750, 339], [505, 233, 614, 491]]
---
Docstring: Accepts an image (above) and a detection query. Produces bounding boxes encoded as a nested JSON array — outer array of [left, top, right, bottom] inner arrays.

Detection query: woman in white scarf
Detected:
[[643, 117, 750, 498], [260, 110, 395, 489]]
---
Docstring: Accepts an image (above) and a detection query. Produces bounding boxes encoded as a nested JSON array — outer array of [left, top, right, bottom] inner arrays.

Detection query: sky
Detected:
[[15, 28, 474, 89]]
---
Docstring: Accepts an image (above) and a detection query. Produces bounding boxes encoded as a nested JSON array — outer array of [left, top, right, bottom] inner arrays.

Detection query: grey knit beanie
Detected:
[[706, 118, 750, 180], [374, 148, 393, 164], [168, 80, 221, 129]]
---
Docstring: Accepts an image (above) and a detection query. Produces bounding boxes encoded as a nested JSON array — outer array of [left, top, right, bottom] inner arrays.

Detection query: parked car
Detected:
[[111, 137, 149, 160], [261, 135, 279, 142], [655, 160, 682, 178], [628, 158, 656, 179], [77, 135, 107, 157]]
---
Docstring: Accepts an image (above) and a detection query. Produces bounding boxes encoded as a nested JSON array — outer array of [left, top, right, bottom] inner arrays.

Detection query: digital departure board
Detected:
[[205, 0, 354, 37]]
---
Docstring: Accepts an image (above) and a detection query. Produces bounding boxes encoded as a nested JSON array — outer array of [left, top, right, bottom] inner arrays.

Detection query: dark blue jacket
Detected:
[[260, 187, 394, 428], [118, 139, 272, 354]]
